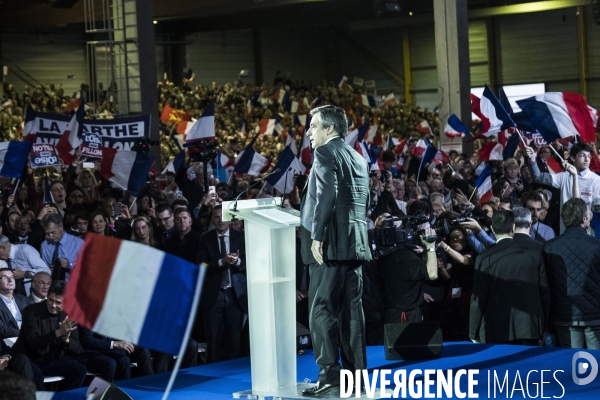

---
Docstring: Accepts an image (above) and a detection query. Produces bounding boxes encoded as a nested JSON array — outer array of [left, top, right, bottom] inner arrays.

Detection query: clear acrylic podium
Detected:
[[223, 198, 306, 399]]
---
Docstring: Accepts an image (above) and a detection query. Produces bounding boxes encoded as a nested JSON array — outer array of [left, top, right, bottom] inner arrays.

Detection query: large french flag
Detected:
[[186, 102, 215, 141], [474, 164, 493, 205], [266, 145, 306, 193], [517, 92, 596, 143], [444, 114, 469, 138], [479, 85, 515, 135], [100, 149, 155, 196], [64, 235, 204, 355], [234, 146, 269, 176], [56, 103, 85, 165], [0, 141, 32, 178]]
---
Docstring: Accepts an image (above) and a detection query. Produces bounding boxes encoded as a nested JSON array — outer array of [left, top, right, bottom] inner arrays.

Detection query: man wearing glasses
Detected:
[[526, 143, 600, 233], [0, 268, 33, 353], [154, 204, 175, 248], [0, 242, 50, 297], [29, 272, 51, 303]]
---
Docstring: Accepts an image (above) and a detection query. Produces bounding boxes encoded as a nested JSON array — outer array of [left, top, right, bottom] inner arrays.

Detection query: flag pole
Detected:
[[129, 196, 137, 212], [468, 186, 478, 204], [548, 142, 565, 162], [161, 263, 206, 400], [516, 130, 528, 147], [12, 179, 20, 196]]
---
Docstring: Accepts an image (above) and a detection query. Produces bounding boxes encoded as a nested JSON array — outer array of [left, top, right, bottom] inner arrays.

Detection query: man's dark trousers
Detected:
[[308, 260, 366, 385]]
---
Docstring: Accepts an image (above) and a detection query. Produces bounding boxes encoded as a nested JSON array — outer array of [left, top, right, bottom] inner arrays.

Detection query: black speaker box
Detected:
[[86, 377, 133, 400], [383, 322, 443, 360]]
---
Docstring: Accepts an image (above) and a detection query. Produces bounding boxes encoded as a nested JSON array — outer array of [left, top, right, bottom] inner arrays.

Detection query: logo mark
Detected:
[[572, 351, 598, 385]]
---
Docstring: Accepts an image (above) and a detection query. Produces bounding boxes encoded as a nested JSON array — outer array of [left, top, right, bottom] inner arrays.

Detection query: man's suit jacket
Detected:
[[300, 137, 372, 264], [469, 235, 550, 344], [197, 229, 247, 313], [0, 293, 32, 352], [11, 301, 82, 365]]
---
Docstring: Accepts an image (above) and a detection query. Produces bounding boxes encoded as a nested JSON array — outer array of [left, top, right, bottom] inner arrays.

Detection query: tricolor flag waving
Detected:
[[266, 145, 306, 194], [234, 137, 270, 176], [186, 102, 215, 141], [55, 102, 85, 165], [474, 164, 493, 205], [22, 104, 37, 142], [0, 141, 32, 178], [444, 114, 469, 139], [100, 149, 155, 196]]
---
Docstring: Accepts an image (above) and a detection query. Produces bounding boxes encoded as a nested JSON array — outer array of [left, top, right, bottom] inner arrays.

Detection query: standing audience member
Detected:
[[542, 198, 600, 349], [40, 213, 84, 282], [154, 204, 175, 247], [0, 242, 50, 297], [470, 209, 550, 345]]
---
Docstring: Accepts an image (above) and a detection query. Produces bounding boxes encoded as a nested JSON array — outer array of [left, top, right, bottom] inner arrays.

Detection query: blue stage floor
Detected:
[[69, 343, 600, 399]]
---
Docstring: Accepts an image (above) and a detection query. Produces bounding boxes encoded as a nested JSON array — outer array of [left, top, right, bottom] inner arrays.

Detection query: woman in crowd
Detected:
[[130, 216, 157, 247], [88, 210, 112, 236]]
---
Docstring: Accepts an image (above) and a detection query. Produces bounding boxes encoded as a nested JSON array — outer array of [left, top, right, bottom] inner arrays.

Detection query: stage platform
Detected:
[[68, 342, 600, 399]]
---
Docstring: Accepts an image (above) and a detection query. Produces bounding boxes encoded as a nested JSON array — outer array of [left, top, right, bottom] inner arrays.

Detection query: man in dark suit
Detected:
[[11, 280, 87, 390], [197, 204, 247, 363], [0, 268, 33, 354], [300, 105, 371, 397], [163, 208, 200, 264], [470, 209, 550, 345]]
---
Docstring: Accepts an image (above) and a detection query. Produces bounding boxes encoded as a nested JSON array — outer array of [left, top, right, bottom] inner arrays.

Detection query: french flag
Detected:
[[502, 132, 521, 160], [370, 159, 384, 171], [545, 157, 563, 176], [55, 103, 85, 165], [215, 152, 234, 183], [478, 141, 504, 162], [470, 94, 491, 134], [345, 128, 359, 148], [285, 127, 298, 155], [186, 102, 215, 141], [0, 141, 32, 178], [266, 145, 306, 194], [294, 114, 308, 130], [299, 130, 313, 164], [384, 135, 399, 151], [474, 164, 493, 205], [410, 138, 431, 158], [356, 94, 375, 107], [415, 120, 434, 136], [257, 118, 276, 135], [234, 145, 269, 176], [434, 150, 450, 164], [479, 85, 515, 135], [238, 117, 247, 137], [589, 105, 599, 132], [365, 125, 379, 144], [354, 140, 373, 164], [517, 92, 596, 143], [161, 150, 185, 174], [335, 74, 348, 89], [276, 88, 290, 106], [22, 104, 37, 142], [100, 149, 155, 196], [64, 234, 204, 355], [444, 114, 469, 138]]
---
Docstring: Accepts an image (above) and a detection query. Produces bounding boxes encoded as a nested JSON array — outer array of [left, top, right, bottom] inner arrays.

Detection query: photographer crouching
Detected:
[[375, 211, 439, 324]]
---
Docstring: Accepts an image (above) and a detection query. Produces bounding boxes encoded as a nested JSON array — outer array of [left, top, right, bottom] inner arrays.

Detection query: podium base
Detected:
[[233, 383, 390, 399]]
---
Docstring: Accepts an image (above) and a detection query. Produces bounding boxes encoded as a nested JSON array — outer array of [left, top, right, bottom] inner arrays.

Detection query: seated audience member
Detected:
[[1, 352, 43, 391], [470, 208, 549, 345], [197, 204, 247, 363], [40, 213, 84, 282], [521, 191, 555, 243], [154, 204, 175, 247], [11, 281, 87, 390], [29, 272, 51, 303], [0, 268, 33, 353], [77, 327, 132, 381], [542, 198, 600, 349], [0, 241, 51, 297]]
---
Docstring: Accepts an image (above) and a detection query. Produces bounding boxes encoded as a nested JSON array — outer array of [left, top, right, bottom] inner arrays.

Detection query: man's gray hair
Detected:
[[311, 105, 348, 138], [513, 207, 532, 229], [41, 213, 64, 229]]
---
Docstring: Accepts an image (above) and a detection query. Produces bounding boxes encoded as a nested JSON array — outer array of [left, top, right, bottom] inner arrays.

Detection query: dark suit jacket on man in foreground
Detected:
[[0, 293, 32, 353], [470, 234, 550, 344], [300, 109, 371, 391]]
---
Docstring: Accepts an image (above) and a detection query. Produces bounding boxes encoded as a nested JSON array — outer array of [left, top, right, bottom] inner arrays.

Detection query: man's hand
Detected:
[[563, 161, 577, 176], [57, 258, 70, 270], [12, 269, 26, 280], [296, 290, 307, 303], [420, 227, 436, 250], [424, 293, 434, 303], [56, 317, 77, 340], [0, 356, 9, 371], [524, 146, 536, 160], [311, 240, 323, 265], [114, 341, 135, 353]]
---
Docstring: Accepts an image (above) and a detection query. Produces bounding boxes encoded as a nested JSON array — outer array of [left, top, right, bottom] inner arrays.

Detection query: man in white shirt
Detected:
[[0, 242, 51, 297], [0, 268, 33, 353], [526, 143, 600, 233]]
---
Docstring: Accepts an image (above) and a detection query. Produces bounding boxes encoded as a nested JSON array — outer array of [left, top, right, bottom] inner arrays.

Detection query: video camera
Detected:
[[185, 139, 219, 164], [368, 214, 450, 258], [450, 204, 492, 229]]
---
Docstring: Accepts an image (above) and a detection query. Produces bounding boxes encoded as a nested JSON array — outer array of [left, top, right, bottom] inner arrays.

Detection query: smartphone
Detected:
[[155, 174, 168, 181], [113, 203, 121, 217], [209, 186, 216, 195], [83, 162, 95, 169]]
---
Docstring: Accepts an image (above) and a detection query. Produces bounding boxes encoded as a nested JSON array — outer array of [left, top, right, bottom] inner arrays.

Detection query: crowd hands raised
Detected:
[[2, 75, 600, 391]]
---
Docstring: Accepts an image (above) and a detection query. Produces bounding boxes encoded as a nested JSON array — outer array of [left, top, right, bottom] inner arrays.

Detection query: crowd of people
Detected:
[[0, 75, 599, 394]]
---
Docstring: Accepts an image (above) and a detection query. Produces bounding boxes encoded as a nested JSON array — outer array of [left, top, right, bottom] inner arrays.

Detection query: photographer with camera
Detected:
[[376, 216, 438, 324]]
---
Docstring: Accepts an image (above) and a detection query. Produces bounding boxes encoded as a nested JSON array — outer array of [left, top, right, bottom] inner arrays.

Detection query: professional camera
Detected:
[[185, 139, 219, 163], [450, 204, 492, 229], [369, 169, 391, 183], [368, 214, 450, 258]]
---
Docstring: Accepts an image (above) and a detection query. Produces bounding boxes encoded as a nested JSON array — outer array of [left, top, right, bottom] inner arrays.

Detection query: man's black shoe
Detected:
[[301, 383, 340, 397]]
